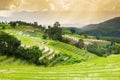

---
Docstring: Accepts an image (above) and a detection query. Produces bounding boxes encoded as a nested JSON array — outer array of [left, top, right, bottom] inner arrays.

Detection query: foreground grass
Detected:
[[0, 54, 120, 80]]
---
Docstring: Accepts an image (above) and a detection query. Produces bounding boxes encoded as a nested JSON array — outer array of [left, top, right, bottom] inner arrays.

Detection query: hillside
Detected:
[[82, 17, 120, 37], [0, 23, 120, 80], [0, 27, 97, 66], [62, 27, 83, 34], [0, 54, 120, 79]]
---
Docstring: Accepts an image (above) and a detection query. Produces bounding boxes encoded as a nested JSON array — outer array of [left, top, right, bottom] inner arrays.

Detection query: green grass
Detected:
[[0, 28, 120, 79], [24, 31, 43, 37], [0, 29, 44, 47], [0, 54, 120, 80], [0, 29, 98, 65], [48, 41, 97, 59], [17, 36, 42, 46], [0, 24, 11, 29]]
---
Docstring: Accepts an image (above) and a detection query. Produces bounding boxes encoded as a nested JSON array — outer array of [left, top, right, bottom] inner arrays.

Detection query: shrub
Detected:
[[61, 38, 70, 44], [0, 31, 21, 55], [2, 26, 5, 29], [87, 42, 105, 56], [42, 34, 48, 39], [17, 46, 42, 65], [0, 32, 42, 65], [26, 46, 42, 64], [74, 39, 84, 49]]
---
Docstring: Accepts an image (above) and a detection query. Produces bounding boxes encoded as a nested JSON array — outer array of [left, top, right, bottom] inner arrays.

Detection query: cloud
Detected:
[[1, 0, 120, 25], [1, 0, 120, 12], [0, 0, 22, 10], [0, 11, 13, 17], [49, 3, 55, 11]]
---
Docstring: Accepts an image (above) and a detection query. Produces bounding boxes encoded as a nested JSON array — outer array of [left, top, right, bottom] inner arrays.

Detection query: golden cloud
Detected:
[[0, 0, 22, 10], [1, 0, 120, 12], [1, 0, 120, 25]]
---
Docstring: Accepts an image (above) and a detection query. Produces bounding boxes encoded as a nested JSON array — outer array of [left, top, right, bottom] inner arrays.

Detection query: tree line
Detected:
[[0, 31, 42, 65], [87, 42, 120, 56]]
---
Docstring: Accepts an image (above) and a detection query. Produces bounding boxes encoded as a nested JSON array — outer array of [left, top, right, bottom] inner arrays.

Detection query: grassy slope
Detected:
[[0, 24, 11, 29], [47, 41, 97, 59], [2, 29, 97, 59], [1, 29, 44, 46], [0, 28, 120, 79], [0, 54, 120, 80]]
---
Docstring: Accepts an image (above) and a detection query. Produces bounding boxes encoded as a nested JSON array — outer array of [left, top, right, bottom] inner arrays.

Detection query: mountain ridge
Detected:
[[82, 17, 120, 37]]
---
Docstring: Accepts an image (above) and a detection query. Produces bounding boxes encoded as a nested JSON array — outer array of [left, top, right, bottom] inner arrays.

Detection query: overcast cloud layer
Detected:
[[0, 0, 120, 26]]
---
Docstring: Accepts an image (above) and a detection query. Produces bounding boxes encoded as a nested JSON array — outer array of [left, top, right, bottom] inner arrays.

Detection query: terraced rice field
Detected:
[[1, 29, 57, 60], [1, 29, 120, 80], [48, 41, 97, 59], [63, 35, 110, 45], [0, 54, 120, 80], [39, 46, 56, 60]]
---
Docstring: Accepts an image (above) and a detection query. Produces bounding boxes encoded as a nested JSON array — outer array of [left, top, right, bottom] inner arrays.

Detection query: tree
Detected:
[[42, 34, 48, 39], [84, 34, 88, 38], [26, 46, 42, 64], [47, 26, 52, 39], [70, 28, 76, 34], [16, 46, 42, 65], [0, 32, 21, 55], [75, 39, 84, 49], [110, 41, 116, 46], [107, 44, 120, 54], [47, 22, 63, 41], [34, 22, 38, 27], [87, 42, 106, 56], [2, 26, 5, 29], [78, 39, 84, 49], [53, 22, 60, 27], [96, 36, 100, 40], [9, 22, 17, 28]]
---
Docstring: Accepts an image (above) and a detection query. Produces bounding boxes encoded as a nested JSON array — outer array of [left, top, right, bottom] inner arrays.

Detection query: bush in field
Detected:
[[70, 28, 76, 34], [106, 44, 120, 54], [61, 38, 70, 44], [26, 46, 42, 64], [42, 34, 48, 39], [2, 26, 5, 29], [9, 22, 17, 28], [87, 42, 120, 56], [112, 44, 120, 54], [84, 34, 88, 38], [75, 39, 84, 49], [0, 31, 21, 55], [40, 58, 51, 66], [16, 47, 26, 58], [87, 42, 106, 56], [17, 46, 42, 64], [0, 32, 42, 65]]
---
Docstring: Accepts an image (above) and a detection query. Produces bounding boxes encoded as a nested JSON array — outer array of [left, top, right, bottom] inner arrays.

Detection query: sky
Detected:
[[0, 0, 120, 26]]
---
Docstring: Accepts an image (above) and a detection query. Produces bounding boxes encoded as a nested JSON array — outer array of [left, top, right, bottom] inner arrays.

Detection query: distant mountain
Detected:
[[82, 17, 120, 38]]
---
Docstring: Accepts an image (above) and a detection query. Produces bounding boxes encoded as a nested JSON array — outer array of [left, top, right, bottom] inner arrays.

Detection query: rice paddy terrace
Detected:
[[2, 29, 57, 60], [0, 29, 120, 80], [0, 54, 120, 80], [2, 29, 97, 63]]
